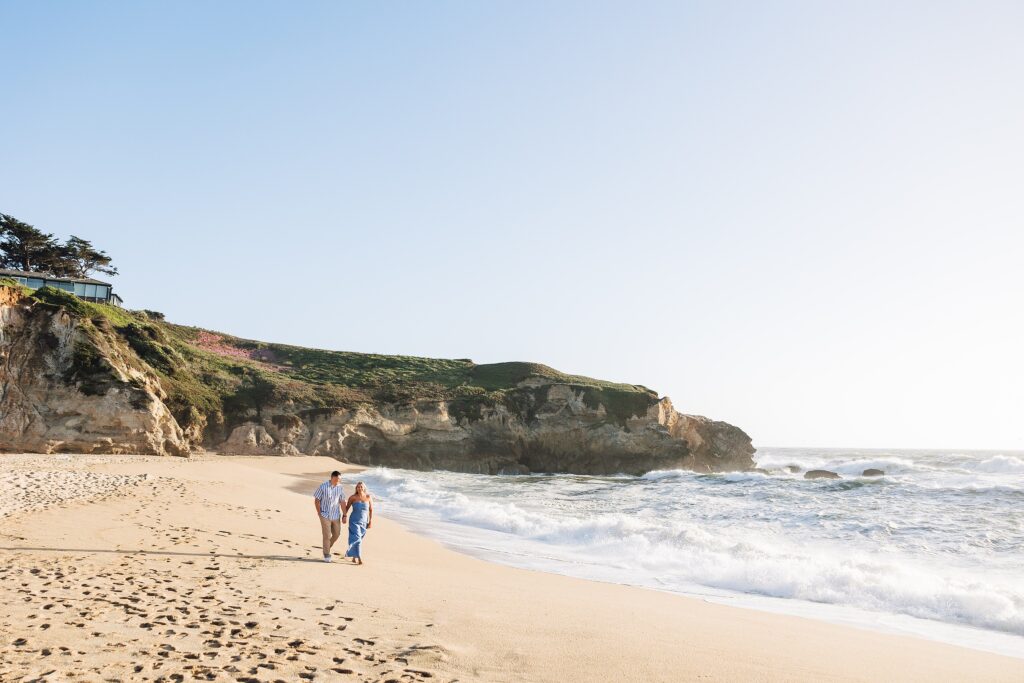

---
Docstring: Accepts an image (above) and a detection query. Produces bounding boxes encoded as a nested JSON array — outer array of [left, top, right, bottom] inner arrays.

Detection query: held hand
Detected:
[[342, 516, 347, 524]]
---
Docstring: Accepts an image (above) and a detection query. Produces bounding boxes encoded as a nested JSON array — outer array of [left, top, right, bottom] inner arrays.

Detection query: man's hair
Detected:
[[330, 470, 341, 478]]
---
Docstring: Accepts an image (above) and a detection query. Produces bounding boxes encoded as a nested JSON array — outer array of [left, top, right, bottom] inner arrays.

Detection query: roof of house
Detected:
[[0, 267, 113, 287]]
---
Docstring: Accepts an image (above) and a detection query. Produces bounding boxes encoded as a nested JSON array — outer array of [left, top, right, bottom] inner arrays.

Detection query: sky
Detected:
[[2, 1, 1022, 449]]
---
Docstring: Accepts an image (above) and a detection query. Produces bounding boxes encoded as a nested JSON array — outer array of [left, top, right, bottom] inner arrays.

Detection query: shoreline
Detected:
[[388, 509, 1024, 661], [2, 453, 1022, 682], [378, 495, 1024, 661]]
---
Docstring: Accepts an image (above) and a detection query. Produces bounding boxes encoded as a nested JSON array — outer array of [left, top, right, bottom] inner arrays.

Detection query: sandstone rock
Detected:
[[0, 286, 756, 474], [862, 468, 885, 477], [0, 290, 189, 456], [213, 394, 755, 475], [804, 469, 840, 480]]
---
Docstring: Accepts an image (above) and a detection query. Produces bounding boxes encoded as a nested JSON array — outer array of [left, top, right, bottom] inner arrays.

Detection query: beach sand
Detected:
[[1, 454, 1021, 682]]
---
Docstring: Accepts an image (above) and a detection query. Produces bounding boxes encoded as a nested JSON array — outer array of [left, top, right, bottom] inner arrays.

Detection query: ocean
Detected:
[[359, 447, 1024, 658]]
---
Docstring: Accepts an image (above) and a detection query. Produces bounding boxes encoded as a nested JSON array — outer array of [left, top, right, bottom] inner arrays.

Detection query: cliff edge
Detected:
[[0, 284, 755, 474]]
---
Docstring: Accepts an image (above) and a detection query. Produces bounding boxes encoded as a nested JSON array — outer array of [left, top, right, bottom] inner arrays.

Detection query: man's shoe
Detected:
[[323, 555, 332, 563]]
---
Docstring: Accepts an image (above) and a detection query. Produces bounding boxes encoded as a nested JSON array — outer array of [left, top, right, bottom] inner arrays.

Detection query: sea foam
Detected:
[[361, 447, 1024, 654]]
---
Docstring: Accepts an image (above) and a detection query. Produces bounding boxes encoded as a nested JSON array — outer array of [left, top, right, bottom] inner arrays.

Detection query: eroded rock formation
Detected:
[[220, 388, 754, 474], [0, 287, 755, 473], [0, 290, 188, 456]]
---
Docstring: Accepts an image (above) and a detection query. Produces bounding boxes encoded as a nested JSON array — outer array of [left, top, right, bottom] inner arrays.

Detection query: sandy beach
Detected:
[[1, 454, 1021, 682]]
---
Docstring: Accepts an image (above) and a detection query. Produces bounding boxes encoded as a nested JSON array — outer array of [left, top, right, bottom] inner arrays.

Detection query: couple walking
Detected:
[[314, 470, 373, 564]]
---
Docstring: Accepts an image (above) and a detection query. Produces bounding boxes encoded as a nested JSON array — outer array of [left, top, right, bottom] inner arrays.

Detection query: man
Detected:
[[313, 470, 345, 562]]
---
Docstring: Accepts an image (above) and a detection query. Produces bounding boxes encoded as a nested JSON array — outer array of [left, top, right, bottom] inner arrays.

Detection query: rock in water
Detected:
[[785, 465, 801, 473], [804, 469, 840, 480], [862, 468, 884, 477]]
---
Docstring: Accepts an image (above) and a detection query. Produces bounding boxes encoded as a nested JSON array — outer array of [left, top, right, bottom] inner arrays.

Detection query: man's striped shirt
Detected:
[[314, 480, 344, 520]]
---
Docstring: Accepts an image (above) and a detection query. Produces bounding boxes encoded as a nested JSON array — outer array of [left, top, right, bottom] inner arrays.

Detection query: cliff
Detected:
[[0, 284, 755, 474]]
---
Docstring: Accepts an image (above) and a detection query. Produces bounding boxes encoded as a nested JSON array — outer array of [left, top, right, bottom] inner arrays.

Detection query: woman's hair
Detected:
[[355, 481, 367, 494]]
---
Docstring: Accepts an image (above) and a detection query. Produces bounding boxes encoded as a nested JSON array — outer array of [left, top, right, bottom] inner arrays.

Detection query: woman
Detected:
[[342, 482, 373, 565]]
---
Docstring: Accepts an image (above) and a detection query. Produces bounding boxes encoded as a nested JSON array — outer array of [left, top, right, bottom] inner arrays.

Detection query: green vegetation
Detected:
[[30, 286, 135, 326], [580, 386, 657, 425], [224, 370, 277, 419], [469, 361, 645, 393], [255, 340, 470, 395], [0, 276, 31, 295], [64, 334, 115, 396], [3, 281, 658, 440]]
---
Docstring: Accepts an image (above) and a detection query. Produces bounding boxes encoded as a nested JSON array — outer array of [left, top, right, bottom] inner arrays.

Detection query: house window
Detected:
[[74, 282, 88, 296], [27, 278, 44, 289]]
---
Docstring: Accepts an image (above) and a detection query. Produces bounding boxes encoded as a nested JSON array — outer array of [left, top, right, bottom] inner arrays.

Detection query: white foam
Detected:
[[360, 448, 1024, 657], [968, 455, 1024, 474]]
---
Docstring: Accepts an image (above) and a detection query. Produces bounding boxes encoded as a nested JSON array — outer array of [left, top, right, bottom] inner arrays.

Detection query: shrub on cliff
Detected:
[[30, 286, 135, 326], [30, 285, 92, 316]]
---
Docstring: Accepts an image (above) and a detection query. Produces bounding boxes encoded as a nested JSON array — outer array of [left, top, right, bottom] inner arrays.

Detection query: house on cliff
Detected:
[[0, 268, 123, 307]]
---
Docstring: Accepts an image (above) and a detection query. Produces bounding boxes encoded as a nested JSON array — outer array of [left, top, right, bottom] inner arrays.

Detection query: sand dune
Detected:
[[1, 454, 1021, 682]]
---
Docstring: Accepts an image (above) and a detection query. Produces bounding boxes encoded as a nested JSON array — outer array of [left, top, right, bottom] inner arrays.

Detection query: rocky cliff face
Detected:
[[0, 287, 755, 473], [0, 288, 188, 456], [220, 388, 754, 474]]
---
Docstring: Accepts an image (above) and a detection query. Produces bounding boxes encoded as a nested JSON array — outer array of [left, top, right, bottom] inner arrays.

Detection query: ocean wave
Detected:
[[363, 467, 1024, 637], [754, 454, 927, 476], [964, 455, 1024, 474], [641, 469, 697, 481], [905, 479, 1023, 494], [643, 469, 772, 483]]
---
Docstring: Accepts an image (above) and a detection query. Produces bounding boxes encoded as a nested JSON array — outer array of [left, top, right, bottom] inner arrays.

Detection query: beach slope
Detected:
[[1, 454, 1020, 682]]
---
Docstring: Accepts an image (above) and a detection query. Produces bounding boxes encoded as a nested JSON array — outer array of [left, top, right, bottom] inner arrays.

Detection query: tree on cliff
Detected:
[[224, 370, 277, 420], [0, 214, 60, 272], [55, 235, 119, 278], [0, 213, 117, 278]]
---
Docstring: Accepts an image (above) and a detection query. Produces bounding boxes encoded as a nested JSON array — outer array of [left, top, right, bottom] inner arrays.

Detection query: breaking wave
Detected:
[[361, 447, 1024, 653]]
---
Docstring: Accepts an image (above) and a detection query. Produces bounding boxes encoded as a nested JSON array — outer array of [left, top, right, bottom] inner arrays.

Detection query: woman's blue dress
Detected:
[[346, 501, 369, 559]]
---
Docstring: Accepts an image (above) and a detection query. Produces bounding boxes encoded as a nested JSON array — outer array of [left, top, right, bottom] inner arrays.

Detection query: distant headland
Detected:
[[0, 213, 753, 473]]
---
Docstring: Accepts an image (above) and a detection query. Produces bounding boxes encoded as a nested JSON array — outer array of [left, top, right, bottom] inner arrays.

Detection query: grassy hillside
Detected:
[[16, 285, 658, 440]]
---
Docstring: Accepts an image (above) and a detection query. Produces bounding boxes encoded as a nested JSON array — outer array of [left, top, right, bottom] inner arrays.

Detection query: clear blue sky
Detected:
[[2, 2, 1022, 449]]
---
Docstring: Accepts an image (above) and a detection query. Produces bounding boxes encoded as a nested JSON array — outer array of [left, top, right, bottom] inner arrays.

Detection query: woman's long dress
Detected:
[[346, 501, 369, 559]]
